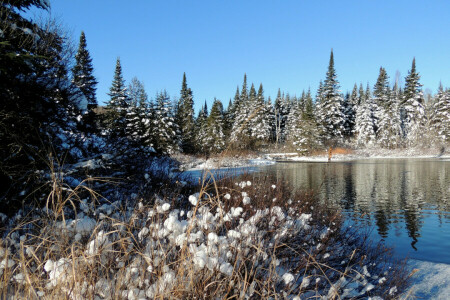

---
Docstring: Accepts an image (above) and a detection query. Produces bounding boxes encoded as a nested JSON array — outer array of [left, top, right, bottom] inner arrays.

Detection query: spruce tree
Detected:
[[195, 102, 209, 153], [204, 99, 226, 153], [126, 77, 149, 145], [105, 58, 129, 138], [152, 90, 178, 153], [304, 88, 314, 120], [402, 58, 426, 146], [274, 89, 289, 145], [230, 74, 251, 146], [176, 73, 195, 153], [429, 83, 450, 144], [72, 31, 97, 110], [317, 50, 345, 143], [249, 84, 272, 146], [72, 31, 98, 133]]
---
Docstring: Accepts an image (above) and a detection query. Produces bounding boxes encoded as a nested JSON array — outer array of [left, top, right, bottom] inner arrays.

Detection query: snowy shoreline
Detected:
[[177, 148, 450, 171]]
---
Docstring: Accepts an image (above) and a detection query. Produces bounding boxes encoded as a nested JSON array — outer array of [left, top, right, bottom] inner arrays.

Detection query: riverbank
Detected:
[[175, 147, 450, 171]]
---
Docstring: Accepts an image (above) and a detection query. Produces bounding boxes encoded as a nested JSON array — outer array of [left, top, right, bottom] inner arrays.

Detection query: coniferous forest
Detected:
[[0, 1, 449, 298]]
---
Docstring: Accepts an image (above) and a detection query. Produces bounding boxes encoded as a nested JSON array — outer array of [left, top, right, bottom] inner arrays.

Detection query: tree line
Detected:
[[97, 50, 449, 155]]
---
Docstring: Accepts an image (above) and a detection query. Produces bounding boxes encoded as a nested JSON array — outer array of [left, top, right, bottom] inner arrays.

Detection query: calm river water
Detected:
[[259, 158, 450, 264]]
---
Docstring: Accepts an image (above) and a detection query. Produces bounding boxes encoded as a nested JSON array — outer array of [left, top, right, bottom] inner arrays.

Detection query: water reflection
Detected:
[[264, 159, 450, 262]]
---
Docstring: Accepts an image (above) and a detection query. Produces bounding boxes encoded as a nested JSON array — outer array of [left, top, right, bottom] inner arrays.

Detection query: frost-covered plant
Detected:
[[0, 172, 409, 299]]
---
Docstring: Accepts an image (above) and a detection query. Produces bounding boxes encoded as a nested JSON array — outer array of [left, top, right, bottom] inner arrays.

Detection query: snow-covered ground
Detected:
[[408, 259, 450, 299]]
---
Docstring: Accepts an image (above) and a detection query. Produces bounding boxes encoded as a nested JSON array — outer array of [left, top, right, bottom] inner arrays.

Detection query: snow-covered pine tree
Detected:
[[222, 99, 233, 140], [429, 83, 450, 145], [286, 91, 320, 154], [358, 83, 365, 105], [355, 95, 377, 148], [72, 31, 98, 133], [342, 90, 356, 139], [126, 77, 150, 145], [230, 74, 251, 146], [373, 68, 401, 148], [285, 96, 302, 143], [402, 58, 426, 146], [248, 83, 272, 146], [304, 88, 314, 121], [152, 90, 178, 154], [344, 84, 358, 139], [176, 73, 195, 153], [204, 99, 226, 153], [274, 89, 290, 145], [195, 102, 209, 153], [105, 58, 129, 138], [318, 50, 345, 143]]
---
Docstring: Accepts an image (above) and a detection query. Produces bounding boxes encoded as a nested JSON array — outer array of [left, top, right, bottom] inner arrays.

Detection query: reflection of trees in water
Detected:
[[277, 160, 449, 250]]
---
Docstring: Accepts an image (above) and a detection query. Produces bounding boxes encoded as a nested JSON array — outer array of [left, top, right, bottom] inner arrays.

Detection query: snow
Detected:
[[408, 259, 450, 299]]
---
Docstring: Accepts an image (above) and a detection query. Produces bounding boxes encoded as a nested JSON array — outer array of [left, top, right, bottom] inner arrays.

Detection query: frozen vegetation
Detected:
[[0, 166, 411, 299]]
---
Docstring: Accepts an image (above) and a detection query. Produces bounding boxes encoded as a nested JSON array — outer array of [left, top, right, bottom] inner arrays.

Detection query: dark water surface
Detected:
[[261, 158, 450, 264]]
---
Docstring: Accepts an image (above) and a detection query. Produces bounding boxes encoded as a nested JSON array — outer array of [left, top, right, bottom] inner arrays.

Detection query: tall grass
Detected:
[[0, 168, 411, 299]]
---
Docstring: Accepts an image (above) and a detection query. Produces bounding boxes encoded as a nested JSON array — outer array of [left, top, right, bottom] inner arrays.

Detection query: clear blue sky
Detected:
[[32, 0, 449, 112]]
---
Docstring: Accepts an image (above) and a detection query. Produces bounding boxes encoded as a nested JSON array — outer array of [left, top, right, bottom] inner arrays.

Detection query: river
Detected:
[[259, 158, 450, 264]]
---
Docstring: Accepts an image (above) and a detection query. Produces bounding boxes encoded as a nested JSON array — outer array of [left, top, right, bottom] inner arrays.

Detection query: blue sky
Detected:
[[32, 0, 449, 112]]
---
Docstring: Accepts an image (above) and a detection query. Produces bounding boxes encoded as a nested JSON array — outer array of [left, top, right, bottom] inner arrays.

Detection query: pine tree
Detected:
[[249, 84, 272, 145], [195, 102, 209, 153], [126, 77, 150, 145], [429, 83, 450, 144], [355, 98, 376, 147], [286, 92, 320, 154], [274, 89, 290, 145], [105, 58, 129, 138], [204, 99, 226, 153], [176, 73, 195, 153], [358, 83, 365, 105], [373, 67, 401, 148], [222, 99, 233, 140], [402, 58, 426, 146], [317, 50, 345, 143], [152, 91, 178, 153], [72, 31, 98, 133], [72, 31, 97, 109], [230, 74, 251, 146], [342, 91, 356, 139]]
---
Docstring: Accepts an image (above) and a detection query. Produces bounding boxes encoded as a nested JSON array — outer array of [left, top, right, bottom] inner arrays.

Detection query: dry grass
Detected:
[[0, 168, 411, 299]]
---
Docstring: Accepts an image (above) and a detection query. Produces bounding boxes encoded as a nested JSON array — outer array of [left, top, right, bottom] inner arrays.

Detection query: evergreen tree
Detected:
[[126, 77, 150, 145], [358, 83, 365, 105], [0, 0, 89, 209], [303, 88, 314, 120], [222, 99, 233, 140], [287, 92, 320, 154], [72, 31, 97, 109], [274, 89, 290, 145], [72, 31, 98, 133], [230, 74, 251, 146], [204, 99, 226, 153], [105, 58, 129, 138], [316, 50, 345, 143], [176, 73, 195, 153], [429, 83, 450, 144], [195, 102, 209, 153], [249, 84, 272, 145], [355, 98, 376, 147], [402, 58, 426, 146], [342, 91, 356, 139], [373, 67, 401, 148], [152, 90, 178, 153]]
